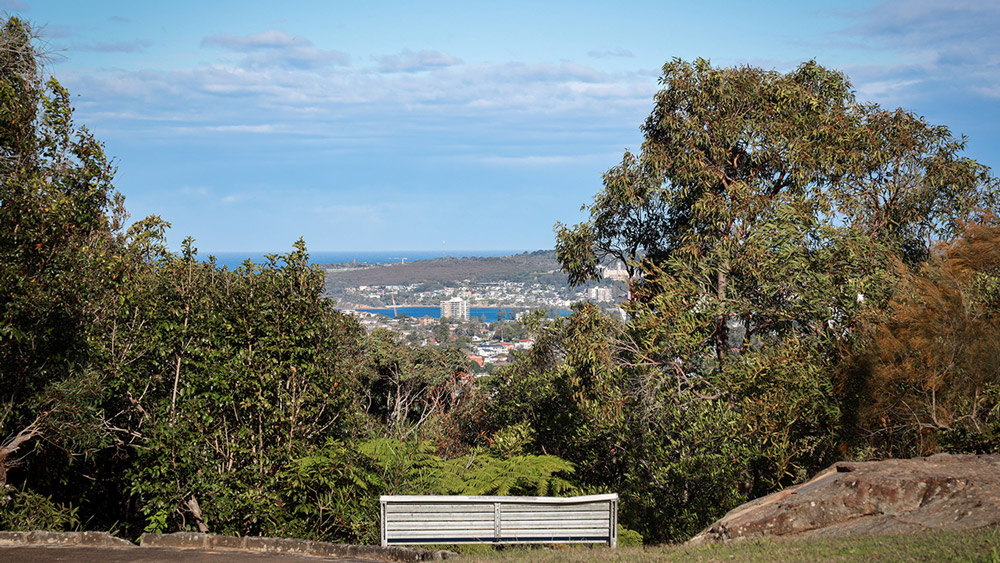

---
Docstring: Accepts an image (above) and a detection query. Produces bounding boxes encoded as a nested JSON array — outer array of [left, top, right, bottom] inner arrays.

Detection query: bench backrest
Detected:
[[379, 494, 618, 548]]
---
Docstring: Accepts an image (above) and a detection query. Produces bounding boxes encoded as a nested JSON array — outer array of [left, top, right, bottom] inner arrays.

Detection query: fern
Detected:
[[356, 437, 576, 497], [440, 452, 576, 496], [357, 438, 444, 494]]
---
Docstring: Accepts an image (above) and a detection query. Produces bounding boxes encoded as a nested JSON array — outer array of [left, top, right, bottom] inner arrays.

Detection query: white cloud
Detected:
[[206, 124, 278, 134], [201, 30, 350, 69], [377, 49, 462, 73], [0, 0, 29, 11], [480, 155, 580, 166], [588, 49, 634, 59], [67, 53, 656, 129], [853, 77, 923, 99], [851, 1, 999, 51], [972, 85, 1000, 100], [79, 39, 151, 53], [840, 0, 1000, 105], [202, 30, 303, 51]]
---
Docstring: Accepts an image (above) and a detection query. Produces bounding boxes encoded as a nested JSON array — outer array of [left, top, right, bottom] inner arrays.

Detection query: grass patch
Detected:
[[458, 526, 1000, 562]]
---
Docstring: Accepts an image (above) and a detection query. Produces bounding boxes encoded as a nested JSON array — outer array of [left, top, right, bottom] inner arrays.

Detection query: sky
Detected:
[[5, 0, 1000, 253]]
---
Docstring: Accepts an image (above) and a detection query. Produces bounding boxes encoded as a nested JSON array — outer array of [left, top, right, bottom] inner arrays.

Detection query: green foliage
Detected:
[[550, 58, 998, 542], [355, 329, 473, 438], [0, 487, 80, 531], [121, 241, 365, 537], [847, 220, 1000, 455], [621, 396, 755, 542], [487, 303, 628, 488], [487, 422, 535, 457], [616, 525, 643, 548], [0, 16, 145, 526], [273, 437, 576, 544], [439, 452, 575, 497], [358, 436, 576, 497], [276, 440, 384, 544], [358, 437, 445, 495]]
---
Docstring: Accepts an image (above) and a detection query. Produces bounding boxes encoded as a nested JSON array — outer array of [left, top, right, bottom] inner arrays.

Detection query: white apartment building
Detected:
[[588, 286, 613, 302], [440, 297, 470, 321]]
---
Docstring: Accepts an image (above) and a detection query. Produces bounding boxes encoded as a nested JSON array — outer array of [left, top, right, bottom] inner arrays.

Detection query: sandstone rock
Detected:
[[687, 453, 1000, 545]]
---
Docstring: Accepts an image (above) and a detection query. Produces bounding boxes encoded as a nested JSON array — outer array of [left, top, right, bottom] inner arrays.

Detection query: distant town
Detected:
[[326, 255, 630, 373]]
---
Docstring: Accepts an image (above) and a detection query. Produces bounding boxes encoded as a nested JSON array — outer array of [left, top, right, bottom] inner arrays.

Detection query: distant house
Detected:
[[474, 342, 508, 363]]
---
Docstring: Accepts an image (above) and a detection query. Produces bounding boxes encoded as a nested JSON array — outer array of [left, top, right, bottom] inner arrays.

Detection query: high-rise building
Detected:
[[440, 297, 469, 321], [588, 287, 613, 302]]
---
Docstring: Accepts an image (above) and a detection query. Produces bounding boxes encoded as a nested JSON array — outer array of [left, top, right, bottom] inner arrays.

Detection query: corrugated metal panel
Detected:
[[380, 494, 618, 548]]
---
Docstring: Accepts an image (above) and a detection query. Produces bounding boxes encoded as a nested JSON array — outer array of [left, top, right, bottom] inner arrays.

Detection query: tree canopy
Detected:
[[558, 58, 995, 375], [550, 58, 999, 541]]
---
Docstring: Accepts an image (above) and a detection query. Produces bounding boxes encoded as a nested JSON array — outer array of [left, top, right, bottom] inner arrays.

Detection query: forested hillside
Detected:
[[322, 250, 565, 289], [2, 18, 999, 547]]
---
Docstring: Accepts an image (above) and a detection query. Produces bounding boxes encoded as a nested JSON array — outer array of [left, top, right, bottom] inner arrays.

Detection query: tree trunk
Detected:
[[716, 261, 729, 368]]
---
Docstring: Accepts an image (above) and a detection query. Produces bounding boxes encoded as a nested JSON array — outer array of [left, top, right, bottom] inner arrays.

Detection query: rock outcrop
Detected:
[[688, 453, 1000, 545]]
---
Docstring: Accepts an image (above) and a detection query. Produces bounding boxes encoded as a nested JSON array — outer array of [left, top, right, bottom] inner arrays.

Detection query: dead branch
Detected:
[[0, 416, 43, 490]]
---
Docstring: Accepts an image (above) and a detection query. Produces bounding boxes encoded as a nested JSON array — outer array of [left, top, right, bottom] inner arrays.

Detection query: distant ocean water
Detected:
[[207, 250, 528, 270]]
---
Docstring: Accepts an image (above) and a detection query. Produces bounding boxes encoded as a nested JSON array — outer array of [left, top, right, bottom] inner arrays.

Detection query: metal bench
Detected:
[[380, 494, 618, 548]]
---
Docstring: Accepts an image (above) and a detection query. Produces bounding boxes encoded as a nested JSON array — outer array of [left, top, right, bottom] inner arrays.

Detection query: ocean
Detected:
[[207, 249, 528, 270]]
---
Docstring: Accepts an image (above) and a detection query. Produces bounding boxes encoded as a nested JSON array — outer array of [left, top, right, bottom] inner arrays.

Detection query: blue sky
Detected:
[[6, 1, 999, 252]]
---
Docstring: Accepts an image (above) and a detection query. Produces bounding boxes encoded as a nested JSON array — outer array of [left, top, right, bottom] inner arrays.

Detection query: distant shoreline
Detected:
[[208, 249, 541, 270], [338, 305, 525, 311], [345, 306, 570, 322]]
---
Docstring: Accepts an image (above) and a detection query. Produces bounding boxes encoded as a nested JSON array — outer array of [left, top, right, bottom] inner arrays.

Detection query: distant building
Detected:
[[601, 262, 629, 282], [474, 342, 508, 363], [588, 287, 613, 302], [440, 297, 469, 321]]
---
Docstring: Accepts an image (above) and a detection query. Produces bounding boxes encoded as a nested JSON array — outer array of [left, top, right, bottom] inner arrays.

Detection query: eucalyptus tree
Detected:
[[560, 58, 993, 369], [554, 58, 996, 541], [0, 16, 133, 507]]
